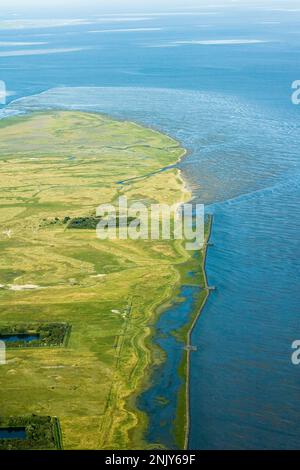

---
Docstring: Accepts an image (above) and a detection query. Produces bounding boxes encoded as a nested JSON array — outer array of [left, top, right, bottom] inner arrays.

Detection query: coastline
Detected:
[[169, 212, 213, 450], [183, 214, 213, 450], [127, 165, 194, 450], [134, 164, 213, 449], [0, 106, 209, 450]]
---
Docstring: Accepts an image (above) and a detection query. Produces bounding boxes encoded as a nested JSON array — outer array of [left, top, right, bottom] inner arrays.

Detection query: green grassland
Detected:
[[0, 110, 202, 449]]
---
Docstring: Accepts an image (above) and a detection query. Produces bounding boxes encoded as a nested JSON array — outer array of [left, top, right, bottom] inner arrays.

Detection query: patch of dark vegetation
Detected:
[[68, 216, 102, 229], [68, 215, 140, 229], [0, 415, 62, 450], [0, 322, 71, 348], [40, 214, 139, 230]]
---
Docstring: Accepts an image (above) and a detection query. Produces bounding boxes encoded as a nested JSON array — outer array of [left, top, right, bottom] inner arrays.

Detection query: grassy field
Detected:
[[0, 110, 200, 449]]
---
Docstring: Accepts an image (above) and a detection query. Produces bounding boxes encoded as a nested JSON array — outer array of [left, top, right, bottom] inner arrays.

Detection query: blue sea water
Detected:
[[0, 2, 300, 449]]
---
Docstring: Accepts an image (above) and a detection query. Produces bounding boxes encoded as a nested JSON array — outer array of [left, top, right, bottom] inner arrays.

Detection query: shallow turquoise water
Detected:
[[1, 3, 300, 449]]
